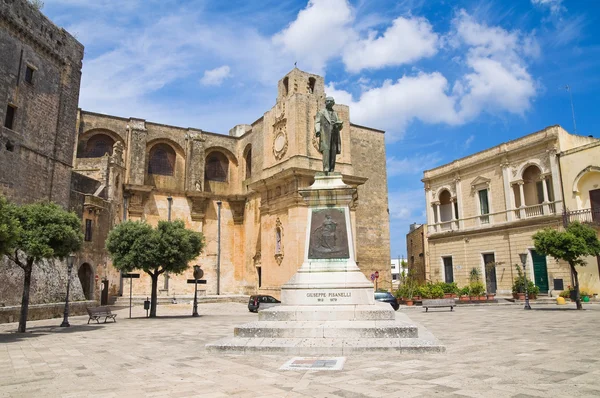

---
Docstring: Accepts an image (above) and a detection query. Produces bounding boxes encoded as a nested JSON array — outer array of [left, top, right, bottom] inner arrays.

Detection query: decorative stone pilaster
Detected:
[[186, 191, 210, 222]]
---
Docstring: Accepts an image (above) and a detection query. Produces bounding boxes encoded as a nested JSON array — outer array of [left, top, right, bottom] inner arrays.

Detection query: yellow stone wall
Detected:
[[72, 68, 391, 300]]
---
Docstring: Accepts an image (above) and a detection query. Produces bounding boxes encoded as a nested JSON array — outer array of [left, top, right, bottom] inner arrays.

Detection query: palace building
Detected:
[[421, 126, 599, 296]]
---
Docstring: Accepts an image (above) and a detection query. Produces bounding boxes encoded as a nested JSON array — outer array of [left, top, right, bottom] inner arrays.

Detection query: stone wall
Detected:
[[0, 0, 83, 207], [0, 257, 86, 306], [0, 300, 96, 324], [406, 224, 427, 283]]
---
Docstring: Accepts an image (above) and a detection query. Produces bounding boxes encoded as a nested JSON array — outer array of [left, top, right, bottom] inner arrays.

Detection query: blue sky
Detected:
[[43, 0, 600, 259]]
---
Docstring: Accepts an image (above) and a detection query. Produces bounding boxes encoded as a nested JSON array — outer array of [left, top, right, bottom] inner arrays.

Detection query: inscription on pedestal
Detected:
[[306, 291, 353, 304], [308, 208, 349, 259]]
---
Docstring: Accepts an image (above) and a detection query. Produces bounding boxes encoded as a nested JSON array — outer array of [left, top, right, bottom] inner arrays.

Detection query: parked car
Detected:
[[375, 292, 399, 310], [248, 295, 281, 312]]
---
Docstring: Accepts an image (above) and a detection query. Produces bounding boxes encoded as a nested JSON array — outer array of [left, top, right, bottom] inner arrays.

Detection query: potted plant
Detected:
[[486, 292, 495, 301], [442, 282, 458, 298], [512, 264, 527, 300], [459, 286, 470, 301], [528, 282, 539, 300], [581, 290, 590, 303], [469, 282, 486, 301]]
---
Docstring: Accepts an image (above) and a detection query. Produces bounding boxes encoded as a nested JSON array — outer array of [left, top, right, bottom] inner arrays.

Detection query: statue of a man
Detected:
[[315, 97, 343, 173]]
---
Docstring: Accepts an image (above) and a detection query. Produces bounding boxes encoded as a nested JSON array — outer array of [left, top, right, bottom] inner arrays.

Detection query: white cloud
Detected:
[[387, 153, 443, 176], [531, 0, 564, 14], [272, 0, 354, 73], [325, 11, 538, 140], [464, 135, 475, 149], [200, 66, 232, 86], [326, 72, 460, 140], [388, 190, 426, 220], [343, 16, 438, 73], [453, 10, 538, 120]]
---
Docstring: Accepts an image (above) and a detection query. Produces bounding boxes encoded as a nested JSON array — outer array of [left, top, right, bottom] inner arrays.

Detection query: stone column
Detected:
[[435, 202, 441, 231], [548, 148, 562, 213], [126, 118, 148, 186], [518, 181, 526, 219], [450, 198, 457, 230], [542, 176, 550, 214], [501, 163, 513, 221]]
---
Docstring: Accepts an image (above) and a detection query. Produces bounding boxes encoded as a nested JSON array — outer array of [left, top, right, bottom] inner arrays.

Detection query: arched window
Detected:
[[308, 77, 316, 94], [439, 190, 453, 223], [205, 152, 229, 182], [244, 145, 252, 179], [148, 144, 176, 176], [79, 134, 115, 158]]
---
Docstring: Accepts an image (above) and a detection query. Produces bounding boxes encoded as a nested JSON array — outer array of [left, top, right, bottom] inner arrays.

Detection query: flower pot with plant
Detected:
[[459, 286, 470, 301]]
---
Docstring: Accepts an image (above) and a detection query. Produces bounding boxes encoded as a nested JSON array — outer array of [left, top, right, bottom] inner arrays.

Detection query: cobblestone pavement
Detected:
[[1, 302, 599, 397]]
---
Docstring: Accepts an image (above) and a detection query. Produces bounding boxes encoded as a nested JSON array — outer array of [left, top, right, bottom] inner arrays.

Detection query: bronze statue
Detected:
[[315, 97, 343, 172]]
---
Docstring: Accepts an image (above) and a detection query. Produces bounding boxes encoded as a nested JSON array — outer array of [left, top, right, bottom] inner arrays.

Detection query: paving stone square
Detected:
[[1, 303, 599, 397]]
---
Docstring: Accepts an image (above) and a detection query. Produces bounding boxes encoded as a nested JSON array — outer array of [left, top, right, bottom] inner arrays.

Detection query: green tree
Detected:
[[106, 220, 204, 317], [533, 222, 600, 310], [0, 196, 20, 256], [5, 202, 83, 332]]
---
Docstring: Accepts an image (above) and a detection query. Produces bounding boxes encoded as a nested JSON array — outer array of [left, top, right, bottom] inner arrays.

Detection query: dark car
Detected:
[[375, 292, 399, 310], [248, 295, 281, 312]]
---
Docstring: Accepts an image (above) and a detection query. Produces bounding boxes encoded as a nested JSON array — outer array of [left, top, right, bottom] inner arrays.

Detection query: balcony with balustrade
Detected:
[[563, 207, 600, 227]]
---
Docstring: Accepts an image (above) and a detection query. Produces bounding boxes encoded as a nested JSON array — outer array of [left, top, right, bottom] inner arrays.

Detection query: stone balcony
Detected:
[[563, 207, 600, 227], [428, 200, 562, 234]]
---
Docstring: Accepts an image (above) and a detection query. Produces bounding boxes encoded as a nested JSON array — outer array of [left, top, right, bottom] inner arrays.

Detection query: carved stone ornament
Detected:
[[273, 119, 288, 160], [275, 218, 284, 265], [230, 199, 246, 224]]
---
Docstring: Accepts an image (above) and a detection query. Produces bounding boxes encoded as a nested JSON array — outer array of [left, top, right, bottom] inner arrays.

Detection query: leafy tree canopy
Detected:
[[0, 196, 20, 256], [12, 202, 83, 264], [106, 220, 204, 275], [533, 222, 600, 266]]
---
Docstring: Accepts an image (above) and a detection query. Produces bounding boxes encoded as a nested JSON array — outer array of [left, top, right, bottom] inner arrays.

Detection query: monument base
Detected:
[[206, 303, 445, 354], [206, 173, 444, 354]]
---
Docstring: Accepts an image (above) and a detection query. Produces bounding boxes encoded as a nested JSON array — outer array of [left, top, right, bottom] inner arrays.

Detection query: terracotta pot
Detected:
[[528, 294, 537, 300], [413, 296, 421, 301], [479, 296, 487, 301], [459, 295, 469, 301], [405, 300, 414, 306], [517, 293, 525, 300], [512, 292, 518, 299], [486, 294, 495, 300], [444, 293, 453, 299]]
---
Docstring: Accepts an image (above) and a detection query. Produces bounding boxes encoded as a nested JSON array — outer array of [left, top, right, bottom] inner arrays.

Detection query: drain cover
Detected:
[[280, 357, 346, 371]]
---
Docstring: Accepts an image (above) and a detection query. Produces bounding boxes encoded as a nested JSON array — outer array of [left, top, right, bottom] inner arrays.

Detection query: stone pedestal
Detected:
[[207, 173, 444, 354], [281, 173, 374, 306]]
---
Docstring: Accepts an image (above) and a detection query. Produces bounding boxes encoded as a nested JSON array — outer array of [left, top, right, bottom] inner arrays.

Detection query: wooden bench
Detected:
[[87, 306, 117, 324], [422, 299, 455, 312]]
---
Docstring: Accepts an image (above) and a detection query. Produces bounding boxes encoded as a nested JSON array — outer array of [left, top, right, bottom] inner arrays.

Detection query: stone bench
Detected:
[[87, 306, 117, 324], [422, 299, 455, 312]]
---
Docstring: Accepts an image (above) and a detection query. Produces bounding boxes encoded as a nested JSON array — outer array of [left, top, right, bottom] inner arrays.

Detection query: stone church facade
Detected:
[[73, 68, 391, 300]]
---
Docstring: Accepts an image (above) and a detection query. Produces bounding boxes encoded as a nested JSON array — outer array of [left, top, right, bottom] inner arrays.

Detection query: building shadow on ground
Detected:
[[0, 323, 107, 343]]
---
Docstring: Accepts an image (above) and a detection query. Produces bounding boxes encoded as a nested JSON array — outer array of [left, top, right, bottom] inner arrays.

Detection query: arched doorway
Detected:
[[78, 263, 94, 300]]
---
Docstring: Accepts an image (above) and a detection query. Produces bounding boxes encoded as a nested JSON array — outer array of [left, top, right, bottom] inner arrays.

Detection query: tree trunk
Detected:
[[150, 272, 159, 318], [18, 261, 33, 333], [570, 262, 583, 310]]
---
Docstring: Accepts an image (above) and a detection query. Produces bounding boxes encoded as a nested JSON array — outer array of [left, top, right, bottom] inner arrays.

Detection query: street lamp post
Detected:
[[60, 255, 76, 327], [192, 265, 203, 317], [519, 252, 532, 310], [216, 200, 222, 295]]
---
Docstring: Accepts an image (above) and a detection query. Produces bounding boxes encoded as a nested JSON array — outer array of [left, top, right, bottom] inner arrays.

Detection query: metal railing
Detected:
[[563, 207, 600, 227]]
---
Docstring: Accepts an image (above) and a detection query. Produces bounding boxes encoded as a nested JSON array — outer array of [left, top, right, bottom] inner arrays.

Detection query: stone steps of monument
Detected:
[[235, 320, 418, 339], [258, 305, 396, 322], [206, 335, 444, 355], [208, 308, 445, 354]]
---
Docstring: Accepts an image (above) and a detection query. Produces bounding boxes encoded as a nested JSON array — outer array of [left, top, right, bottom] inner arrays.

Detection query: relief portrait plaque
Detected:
[[308, 208, 350, 259]]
